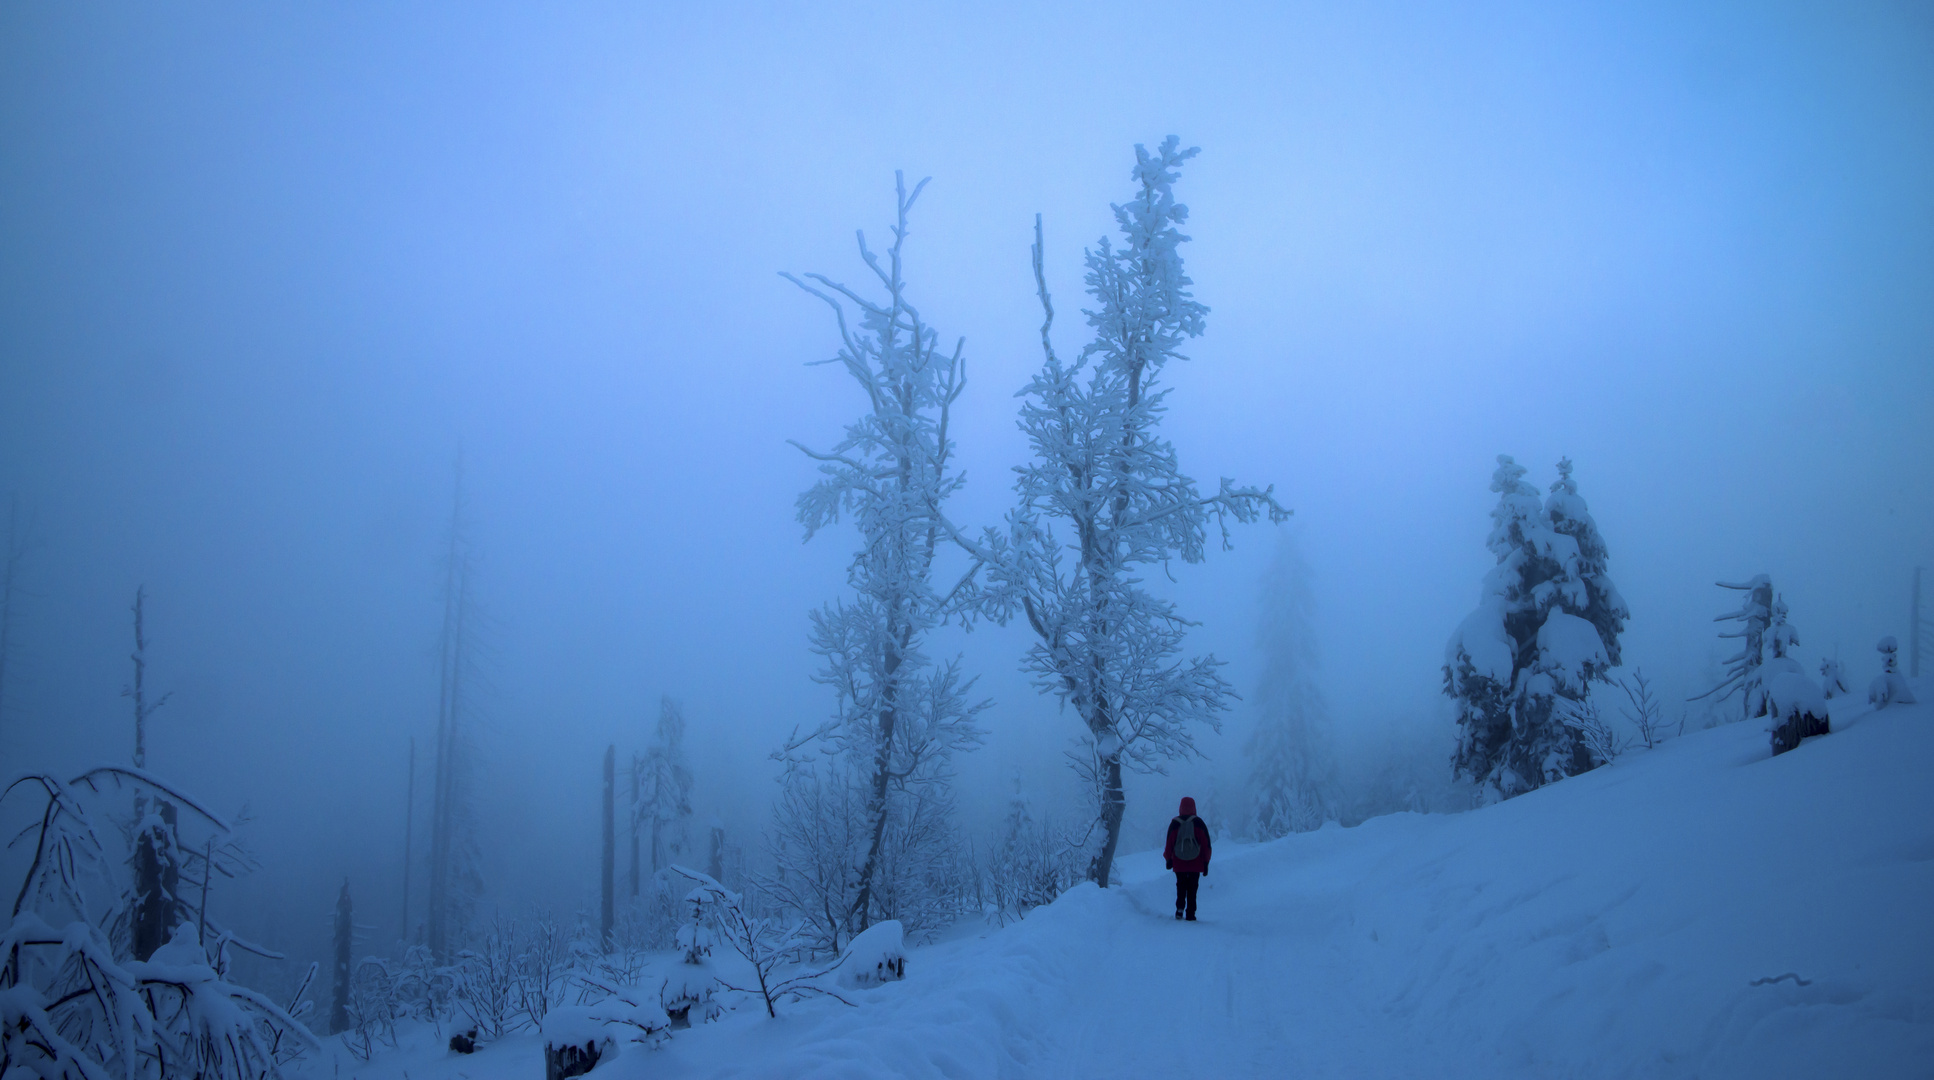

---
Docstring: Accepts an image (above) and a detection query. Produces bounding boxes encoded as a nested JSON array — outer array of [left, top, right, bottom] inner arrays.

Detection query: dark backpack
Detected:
[[1173, 816, 1200, 862]]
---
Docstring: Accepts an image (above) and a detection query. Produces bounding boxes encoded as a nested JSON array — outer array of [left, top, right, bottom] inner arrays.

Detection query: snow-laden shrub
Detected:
[[1764, 662, 1830, 756], [659, 888, 720, 1028], [539, 1005, 621, 1080], [670, 867, 851, 1018], [1870, 636, 1917, 708], [1, 769, 318, 1080], [452, 919, 520, 1040], [832, 921, 905, 989], [1820, 657, 1851, 700]]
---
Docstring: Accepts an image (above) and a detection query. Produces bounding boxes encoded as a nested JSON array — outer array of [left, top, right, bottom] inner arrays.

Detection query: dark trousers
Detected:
[[1174, 871, 1200, 916]]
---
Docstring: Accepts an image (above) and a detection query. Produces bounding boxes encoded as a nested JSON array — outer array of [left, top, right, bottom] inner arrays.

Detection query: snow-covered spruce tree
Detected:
[[1446, 456, 1624, 800], [634, 695, 695, 875], [1247, 529, 1339, 838], [975, 139, 1287, 887], [773, 174, 987, 946], [426, 461, 486, 960], [1691, 575, 1773, 723]]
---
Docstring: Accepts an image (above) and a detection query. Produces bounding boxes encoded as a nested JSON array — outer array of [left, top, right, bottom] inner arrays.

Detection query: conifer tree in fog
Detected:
[[425, 464, 485, 959], [634, 696, 694, 874], [975, 139, 1286, 888], [1446, 456, 1626, 800], [775, 174, 986, 944], [1248, 530, 1338, 838]]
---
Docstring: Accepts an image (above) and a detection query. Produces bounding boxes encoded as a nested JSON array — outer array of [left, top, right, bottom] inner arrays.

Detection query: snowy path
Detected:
[[309, 701, 1934, 1080]]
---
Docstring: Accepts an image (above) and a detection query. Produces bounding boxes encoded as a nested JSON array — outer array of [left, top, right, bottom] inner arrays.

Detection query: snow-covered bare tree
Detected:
[[1247, 529, 1338, 838], [774, 173, 987, 941], [1446, 456, 1625, 800], [426, 461, 486, 960], [634, 696, 694, 875], [971, 139, 1287, 887]]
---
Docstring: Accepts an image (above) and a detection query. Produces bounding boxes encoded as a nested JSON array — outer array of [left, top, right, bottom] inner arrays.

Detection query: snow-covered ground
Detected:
[[307, 699, 1934, 1079]]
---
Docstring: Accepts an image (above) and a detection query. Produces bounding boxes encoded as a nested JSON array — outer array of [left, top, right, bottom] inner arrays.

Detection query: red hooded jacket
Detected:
[[1163, 796, 1212, 874]]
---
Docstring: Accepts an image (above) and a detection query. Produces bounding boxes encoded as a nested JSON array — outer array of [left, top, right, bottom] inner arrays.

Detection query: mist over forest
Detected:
[[1, 3, 1929, 1071]]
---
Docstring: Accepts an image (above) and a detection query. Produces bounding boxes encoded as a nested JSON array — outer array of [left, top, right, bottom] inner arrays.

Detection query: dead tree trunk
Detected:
[[627, 754, 640, 898], [601, 744, 615, 952], [130, 801, 180, 961], [331, 879, 353, 1034], [401, 737, 414, 943]]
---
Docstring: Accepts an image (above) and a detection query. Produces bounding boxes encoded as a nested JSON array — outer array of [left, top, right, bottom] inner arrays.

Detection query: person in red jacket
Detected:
[[1163, 796, 1212, 921]]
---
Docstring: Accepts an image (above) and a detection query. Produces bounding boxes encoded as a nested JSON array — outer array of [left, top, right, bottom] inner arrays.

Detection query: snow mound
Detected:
[[835, 920, 906, 989]]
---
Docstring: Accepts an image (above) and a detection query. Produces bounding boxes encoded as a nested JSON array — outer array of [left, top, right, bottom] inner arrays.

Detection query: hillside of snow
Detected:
[[311, 699, 1934, 1079]]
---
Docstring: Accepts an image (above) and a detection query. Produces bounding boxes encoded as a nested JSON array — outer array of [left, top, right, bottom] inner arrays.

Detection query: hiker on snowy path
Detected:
[[1164, 796, 1212, 921]]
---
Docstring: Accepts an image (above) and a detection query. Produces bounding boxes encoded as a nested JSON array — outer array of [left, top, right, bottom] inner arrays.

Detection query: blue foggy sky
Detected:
[[1, 1, 1929, 951]]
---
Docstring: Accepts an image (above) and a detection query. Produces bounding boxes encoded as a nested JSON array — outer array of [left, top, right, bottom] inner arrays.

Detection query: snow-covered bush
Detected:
[[1820, 657, 1851, 700], [1558, 697, 1626, 765], [659, 885, 720, 1028], [1765, 665, 1830, 755], [515, 910, 573, 1030], [1615, 669, 1667, 750], [343, 957, 404, 1061], [670, 867, 849, 1018], [1, 768, 318, 1080], [539, 1005, 619, 1080], [1870, 636, 1917, 708], [832, 920, 905, 989], [452, 919, 520, 1040], [976, 776, 1082, 926]]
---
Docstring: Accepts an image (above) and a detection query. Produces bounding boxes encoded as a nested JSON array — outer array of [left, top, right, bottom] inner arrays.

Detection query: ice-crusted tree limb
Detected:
[[776, 173, 988, 944], [975, 140, 1288, 888]]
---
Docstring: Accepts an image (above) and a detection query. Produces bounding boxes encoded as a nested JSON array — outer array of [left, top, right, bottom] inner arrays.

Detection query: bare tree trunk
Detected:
[[627, 756, 640, 898], [428, 465, 468, 960], [331, 880, 353, 1034], [848, 622, 905, 933], [127, 586, 169, 769], [131, 801, 180, 961], [601, 745, 615, 952], [125, 588, 180, 958], [401, 737, 415, 942]]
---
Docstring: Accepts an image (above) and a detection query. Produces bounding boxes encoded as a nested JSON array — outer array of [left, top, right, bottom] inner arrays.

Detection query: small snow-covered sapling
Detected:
[[1870, 636, 1918, 708]]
